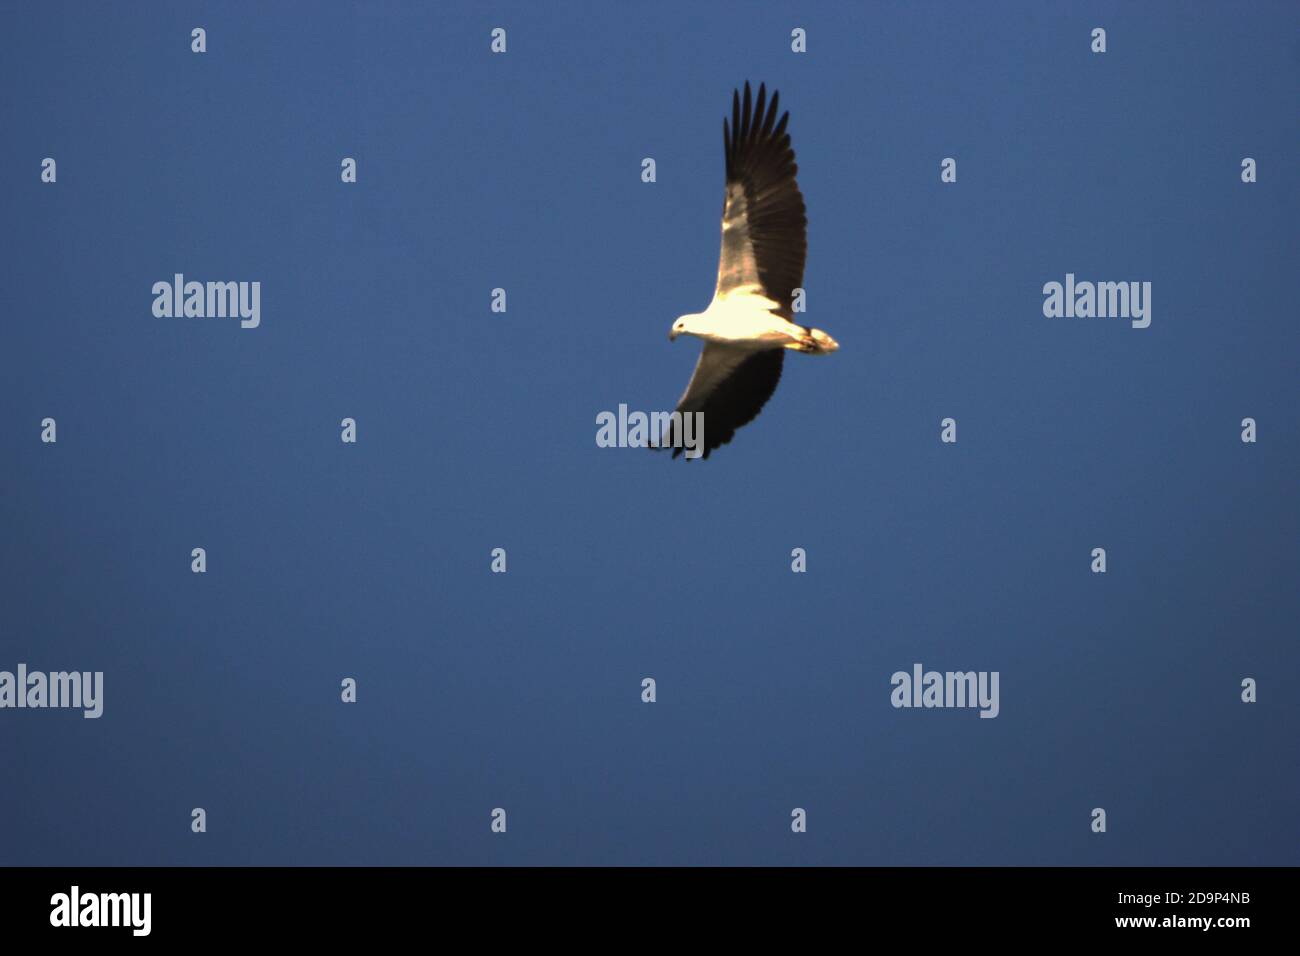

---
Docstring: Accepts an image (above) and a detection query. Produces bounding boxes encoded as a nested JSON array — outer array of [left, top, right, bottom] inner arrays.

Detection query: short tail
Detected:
[[789, 326, 839, 354]]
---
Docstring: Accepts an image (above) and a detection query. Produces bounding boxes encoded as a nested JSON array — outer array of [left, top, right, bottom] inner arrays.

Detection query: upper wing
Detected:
[[714, 82, 807, 314], [659, 344, 785, 459]]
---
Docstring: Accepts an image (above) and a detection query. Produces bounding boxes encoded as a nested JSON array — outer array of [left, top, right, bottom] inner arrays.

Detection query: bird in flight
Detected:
[[659, 81, 838, 460]]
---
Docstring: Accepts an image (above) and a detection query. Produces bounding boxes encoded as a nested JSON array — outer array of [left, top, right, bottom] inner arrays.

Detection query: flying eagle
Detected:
[[659, 81, 837, 459]]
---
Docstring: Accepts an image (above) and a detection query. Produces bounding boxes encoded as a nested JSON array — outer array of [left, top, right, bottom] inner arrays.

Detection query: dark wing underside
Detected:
[[660, 345, 784, 459]]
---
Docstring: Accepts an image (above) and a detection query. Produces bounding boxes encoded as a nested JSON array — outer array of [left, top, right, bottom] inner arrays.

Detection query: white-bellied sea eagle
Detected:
[[658, 81, 837, 459]]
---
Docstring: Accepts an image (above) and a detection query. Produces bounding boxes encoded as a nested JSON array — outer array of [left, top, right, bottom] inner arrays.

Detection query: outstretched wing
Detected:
[[658, 345, 784, 459], [714, 81, 807, 315]]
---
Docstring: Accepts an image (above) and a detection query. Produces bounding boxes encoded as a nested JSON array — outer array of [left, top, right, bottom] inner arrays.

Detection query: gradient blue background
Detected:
[[2, 1, 1297, 865]]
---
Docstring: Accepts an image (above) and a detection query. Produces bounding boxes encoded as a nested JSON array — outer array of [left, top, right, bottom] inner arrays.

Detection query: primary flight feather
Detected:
[[659, 81, 838, 460]]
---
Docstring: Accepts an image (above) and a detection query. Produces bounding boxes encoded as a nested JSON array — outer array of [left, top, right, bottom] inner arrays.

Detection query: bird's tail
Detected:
[[789, 326, 839, 354]]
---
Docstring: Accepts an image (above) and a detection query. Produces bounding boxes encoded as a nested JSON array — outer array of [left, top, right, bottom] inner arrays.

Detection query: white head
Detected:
[[669, 313, 705, 341]]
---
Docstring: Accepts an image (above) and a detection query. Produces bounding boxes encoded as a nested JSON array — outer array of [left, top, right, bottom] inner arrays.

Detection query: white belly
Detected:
[[699, 290, 798, 348]]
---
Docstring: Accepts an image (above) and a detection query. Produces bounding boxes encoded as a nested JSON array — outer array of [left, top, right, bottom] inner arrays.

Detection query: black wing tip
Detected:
[[734, 81, 775, 110], [669, 446, 710, 461], [725, 81, 791, 174]]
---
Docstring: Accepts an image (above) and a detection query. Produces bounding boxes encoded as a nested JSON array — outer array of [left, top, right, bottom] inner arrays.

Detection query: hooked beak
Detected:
[[669, 329, 678, 341]]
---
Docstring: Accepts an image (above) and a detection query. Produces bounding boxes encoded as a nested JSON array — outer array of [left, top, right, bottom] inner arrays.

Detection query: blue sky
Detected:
[[1, 1, 1297, 865]]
